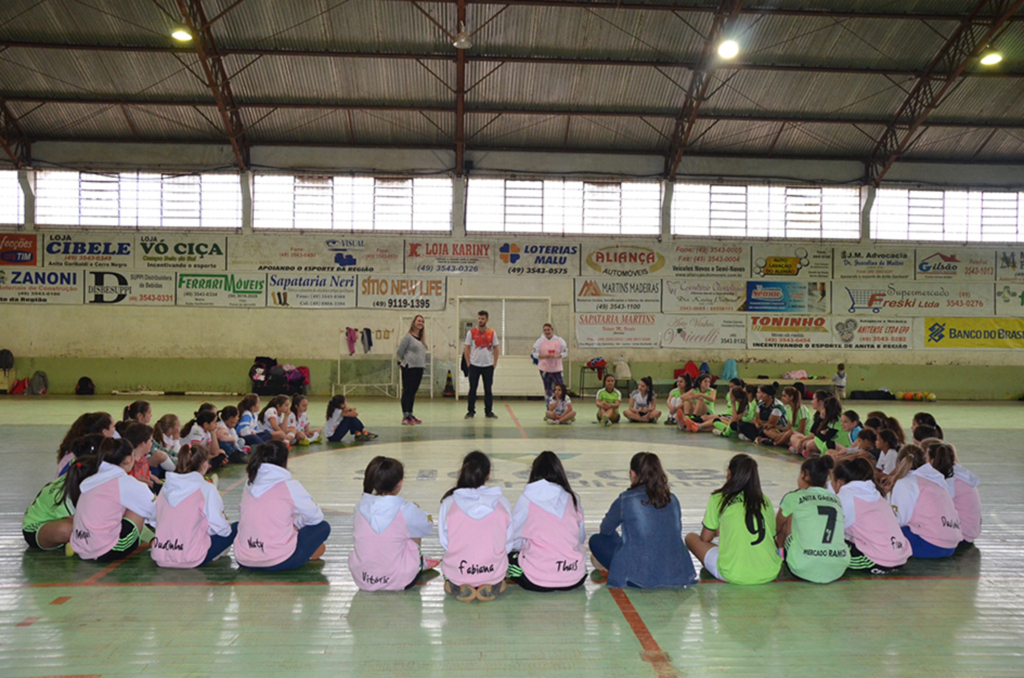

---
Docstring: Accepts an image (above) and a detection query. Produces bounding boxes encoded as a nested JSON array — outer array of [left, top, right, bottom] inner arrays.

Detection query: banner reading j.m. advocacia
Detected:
[[923, 317, 1024, 349]]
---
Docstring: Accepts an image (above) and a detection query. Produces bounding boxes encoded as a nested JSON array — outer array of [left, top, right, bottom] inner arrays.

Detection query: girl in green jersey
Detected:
[[776, 455, 850, 584]]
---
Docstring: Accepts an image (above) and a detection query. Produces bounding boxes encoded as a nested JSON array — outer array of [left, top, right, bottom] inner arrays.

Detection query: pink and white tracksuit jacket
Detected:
[[510, 479, 587, 588], [891, 464, 963, 549], [348, 494, 433, 591], [947, 464, 982, 543], [838, 480, 912, 568], [71, 462, 156, 560], [439, 486, 513, 587], [151, 471, 233, 568], [235, 465, 324, 568]]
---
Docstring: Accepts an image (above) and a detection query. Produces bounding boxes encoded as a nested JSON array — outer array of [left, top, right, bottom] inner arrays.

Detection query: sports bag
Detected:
[[28, 370, 49, 395], [76, 376, 96, 395]]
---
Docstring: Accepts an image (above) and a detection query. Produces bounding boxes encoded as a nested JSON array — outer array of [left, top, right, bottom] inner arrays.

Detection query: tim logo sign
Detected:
[[0, 233, 37, 266]]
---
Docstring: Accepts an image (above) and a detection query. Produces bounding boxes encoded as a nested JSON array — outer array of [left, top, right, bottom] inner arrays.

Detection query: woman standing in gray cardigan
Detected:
[[397, 315, 427, 425]]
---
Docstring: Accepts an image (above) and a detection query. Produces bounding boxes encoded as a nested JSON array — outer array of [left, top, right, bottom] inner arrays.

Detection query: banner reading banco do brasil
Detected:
[[923, 317, 1024, 349]]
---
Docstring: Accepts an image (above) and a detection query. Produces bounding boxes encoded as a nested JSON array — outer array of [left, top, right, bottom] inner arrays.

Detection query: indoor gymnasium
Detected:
[[1, 1, 1023, 677]]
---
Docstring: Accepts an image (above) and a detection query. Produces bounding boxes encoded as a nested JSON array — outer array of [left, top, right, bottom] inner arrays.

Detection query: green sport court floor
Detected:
[[0, 396, 1021, 678]]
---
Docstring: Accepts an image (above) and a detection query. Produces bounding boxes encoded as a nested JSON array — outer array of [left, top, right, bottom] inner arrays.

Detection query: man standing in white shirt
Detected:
[[464, 310, 500, 419], [531, 323, 568, 401]]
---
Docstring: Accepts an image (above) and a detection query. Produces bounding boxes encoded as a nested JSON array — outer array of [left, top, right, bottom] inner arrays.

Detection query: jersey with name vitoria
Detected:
[[779, 488, 850, 583], [702, 493, 781, 585]]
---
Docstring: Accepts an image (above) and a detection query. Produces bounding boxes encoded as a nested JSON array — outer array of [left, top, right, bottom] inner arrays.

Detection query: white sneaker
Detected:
[[712, 428, 724, 436], [737, 434, 752, 442]]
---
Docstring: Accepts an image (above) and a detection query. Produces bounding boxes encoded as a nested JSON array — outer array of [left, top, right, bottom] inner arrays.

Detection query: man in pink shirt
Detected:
[[531, 323, 568, 402]]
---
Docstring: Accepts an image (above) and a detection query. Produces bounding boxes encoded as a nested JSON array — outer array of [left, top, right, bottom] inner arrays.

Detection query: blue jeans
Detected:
[[199, 522, 238, 566], [901, 525, 956, 559], [242, 432, 272, 447], [589, 532, 621, 570], [242, 522, 332, 571], [327, 416, 364, 442]]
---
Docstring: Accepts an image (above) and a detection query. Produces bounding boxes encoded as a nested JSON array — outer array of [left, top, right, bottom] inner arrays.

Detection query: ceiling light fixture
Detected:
[[171, 26, 193, 42], [718, 39, 739, 59], [453, 22, 473, 50], [979, 48, 1003, 66]]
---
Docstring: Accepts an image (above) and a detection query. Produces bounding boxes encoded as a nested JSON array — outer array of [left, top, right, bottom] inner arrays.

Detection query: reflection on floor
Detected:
[[1, 397, 1020, 677]]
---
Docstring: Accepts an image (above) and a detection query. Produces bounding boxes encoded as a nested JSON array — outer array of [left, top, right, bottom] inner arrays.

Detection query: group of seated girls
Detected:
[[588, 372, 720, 427]]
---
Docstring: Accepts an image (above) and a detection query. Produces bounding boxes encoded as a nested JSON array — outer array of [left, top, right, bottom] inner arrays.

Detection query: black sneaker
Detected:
[[485, 412, 498, 419], [228, 451, 248, 465], [465, 413, 475, 419]]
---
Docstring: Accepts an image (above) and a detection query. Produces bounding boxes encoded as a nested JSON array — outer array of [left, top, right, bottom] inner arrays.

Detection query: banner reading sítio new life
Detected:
[[923, 317, 1024, 349], [357, 275, 446, 311], [576, 313, 662, 348]]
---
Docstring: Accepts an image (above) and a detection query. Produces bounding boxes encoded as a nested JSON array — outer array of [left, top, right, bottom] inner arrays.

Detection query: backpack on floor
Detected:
[[0, 348, 13, 374], [28, 370, 49, 395], [10, 378, 29, 395], [76, 376, 96, 396]]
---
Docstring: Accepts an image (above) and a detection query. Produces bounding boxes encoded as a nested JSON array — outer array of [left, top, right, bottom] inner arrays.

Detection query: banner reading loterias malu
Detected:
[[923, 317, 1024, 349]]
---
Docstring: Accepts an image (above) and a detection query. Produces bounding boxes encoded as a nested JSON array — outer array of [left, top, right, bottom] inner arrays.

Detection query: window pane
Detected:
[[0, 170, 24, 225], [872, 188, 1022, 243]]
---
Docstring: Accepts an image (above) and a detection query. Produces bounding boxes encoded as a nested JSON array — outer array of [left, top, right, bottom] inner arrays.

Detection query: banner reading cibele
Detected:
[[357, 275, 446, 311], [43, 233, 133, 270]]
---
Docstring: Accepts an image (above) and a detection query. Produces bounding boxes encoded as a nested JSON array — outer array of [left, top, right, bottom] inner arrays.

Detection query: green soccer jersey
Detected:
[[702, 492, 781, 585], [22, 477, 73, 533], [779, 488, 850, 583], [700, 388, 716, 416], [596, 388, 621, 405]]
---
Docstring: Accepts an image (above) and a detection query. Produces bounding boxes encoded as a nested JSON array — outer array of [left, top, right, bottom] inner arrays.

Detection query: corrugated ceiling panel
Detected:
[[465, 112, 568, 149], [248, 108, 452, 146]]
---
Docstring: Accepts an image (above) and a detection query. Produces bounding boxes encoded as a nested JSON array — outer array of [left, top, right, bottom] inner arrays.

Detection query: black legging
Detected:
[[401, 366, 424, 415]]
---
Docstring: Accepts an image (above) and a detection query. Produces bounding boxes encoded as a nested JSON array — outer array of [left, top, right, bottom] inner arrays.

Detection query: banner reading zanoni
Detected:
[[923, 317, 1024, 349]]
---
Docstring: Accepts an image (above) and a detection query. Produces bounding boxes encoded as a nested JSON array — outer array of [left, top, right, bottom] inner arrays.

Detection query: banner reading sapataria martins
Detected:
[[576, 313, 662, 348]]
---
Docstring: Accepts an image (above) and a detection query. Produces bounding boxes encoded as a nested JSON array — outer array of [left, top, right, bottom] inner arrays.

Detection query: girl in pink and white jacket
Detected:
[[919, 439, 982, 546], [889, 443, 962, 558], [832, 457, 911, 573], [508, 451, 587, 592], [151, 444, 237, 568], [349, 456, 438, 591], [66, 438, 156, 562], [235, 441, 331, 571], [439, 451, 513, 602]]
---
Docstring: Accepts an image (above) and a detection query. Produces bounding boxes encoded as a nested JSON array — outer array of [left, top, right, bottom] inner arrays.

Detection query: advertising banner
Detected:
[[574, 278, 662, 313], [495, 240, 579, 277], [135, 234, 226, 271], [43, 233, 133, 270], [0, 268, 83, 304], [661, 315, 747, 350], [835, 281, 994, 317], [995, 283, 1024, 317], [581, 243, 667, 277], [833, 247, 913, 280], [996, 250, 1024, 282], [745, 281, 830, 314], [85, 270, 175, 306], [832, 317, 913, 351], [265, 272, 355, 309], [228, 236, 404, 273], [747, 315, 834, 349], [914, 249, 995, 281], [662, 279, 746, 313], [178, 272, 267, 308], [664, 243, 749, 278], [576, 313, 662, 348], [357, 275, 446, 311], [405, 240, 493, 275], [923, 317, 1024, 349], [751, 245, 831, 280], [0, 233, 38, 266]]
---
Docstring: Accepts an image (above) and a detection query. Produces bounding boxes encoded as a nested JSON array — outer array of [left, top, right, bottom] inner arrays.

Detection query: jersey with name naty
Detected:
[[779, 487, 850, 583]]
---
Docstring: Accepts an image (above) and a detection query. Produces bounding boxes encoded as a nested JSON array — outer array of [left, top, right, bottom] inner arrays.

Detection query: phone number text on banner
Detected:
[[836, 282, 994, 316], [661, 315, 747, 349], [747, 315, 833, 349], [833, 317, 913, 350], [576, 313, 662, 348], [358, 276, 446, 311], [0, 268, 83, 304], [575, 278, 661, 313]]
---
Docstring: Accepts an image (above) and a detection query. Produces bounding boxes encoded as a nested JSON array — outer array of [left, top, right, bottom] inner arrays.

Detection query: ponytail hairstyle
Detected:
[[57, 412, 99, 463], [175, 444, 209, 475], [842, 410, 861, 428], [820, 395, 842, 427], [927, 443, 956, 479], [121, 422, 154, 449], [713, 454, 768, 523], [886, 443, 925, 491], [441, 451, 491, 501], [833, 457, 882, 495], [72, 434, 106, 460], [730, 386, 750, 416], [863, 416, 884, 431], [326, 394, 347, 421], [219, 406, 239, 423], [152, 414, 180, 444], [198, 402, 217, 415], [728, 377, 745, 389], [758, 384, 777, 402], [97, 437, 134, 468], [238, 393, 260, 414], [913, 412, 943, 439], [878, 429, 899, 452], [745, 384, 758, 402], [638, 376, 654, 406], [694, 372, 713, 392], [58, 455, 100, 507], [123, 400, 151, 422], [782, 386, 802, 429], [363, 456, 405, 495], [800, 454, 835, 488], [680, 373, 694, 393], [630, 452, 671, 509], [291, 395, 308, 417], [247, 440, 290, 484], [181, 410, 217, 438], [529, 451, 579, 511], [260, 395, 291, 424], [90, 412, 115, 436]]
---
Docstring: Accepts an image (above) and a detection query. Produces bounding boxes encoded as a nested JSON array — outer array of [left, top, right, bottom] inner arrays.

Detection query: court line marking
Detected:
[[16, 617, 41, 627], [50, 596, 72, 605], [81, 543, 150, 585], [609, 588, 678, 678], [505, 403, 529, 439]]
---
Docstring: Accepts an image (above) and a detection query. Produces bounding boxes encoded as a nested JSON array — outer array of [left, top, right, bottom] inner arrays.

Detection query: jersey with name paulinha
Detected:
[[779, 488, 850, 583]]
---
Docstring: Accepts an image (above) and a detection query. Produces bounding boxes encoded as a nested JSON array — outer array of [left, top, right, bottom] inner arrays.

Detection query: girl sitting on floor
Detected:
[[832, 457, 911, 574], [260, 395, 294, 444], [24, 436, 102, 552], [678, 372, 716, 431], [544, 383, 577, 425], [889, 443, 962, 558], [287, 395, 322, 445], [776, 455, 850, 584], [324, 395, 378, 443], [625, 377, 661, 424], [236, 394, 273, 447]]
